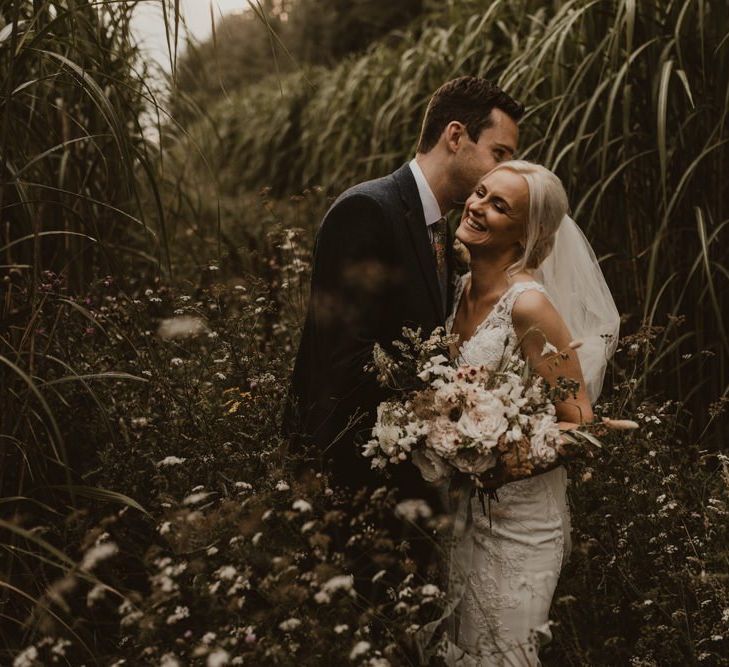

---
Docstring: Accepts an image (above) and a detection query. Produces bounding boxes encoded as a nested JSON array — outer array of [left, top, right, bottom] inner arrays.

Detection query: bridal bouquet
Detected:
[[361, 327, 605, 489]]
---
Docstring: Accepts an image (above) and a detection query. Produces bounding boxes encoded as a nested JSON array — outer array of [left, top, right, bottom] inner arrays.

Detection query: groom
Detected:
[[283, 76, 523, 511]]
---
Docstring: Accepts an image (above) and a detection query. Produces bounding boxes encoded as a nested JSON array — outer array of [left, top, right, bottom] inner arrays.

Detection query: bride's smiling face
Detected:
[[456, 168, 529, 252]]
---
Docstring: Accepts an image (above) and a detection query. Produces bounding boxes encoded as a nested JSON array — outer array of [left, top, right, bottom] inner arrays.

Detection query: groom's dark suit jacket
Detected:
[[282, 162, 455, 510]]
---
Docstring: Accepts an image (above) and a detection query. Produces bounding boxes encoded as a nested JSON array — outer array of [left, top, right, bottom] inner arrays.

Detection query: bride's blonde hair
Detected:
[[486, 160, 569, 274]]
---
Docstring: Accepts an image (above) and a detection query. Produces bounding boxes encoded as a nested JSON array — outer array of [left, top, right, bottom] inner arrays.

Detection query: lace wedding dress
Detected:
[[439, 275, 573, 667]]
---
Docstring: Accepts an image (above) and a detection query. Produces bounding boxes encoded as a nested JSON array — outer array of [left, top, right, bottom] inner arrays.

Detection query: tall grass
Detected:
[[0, 0, 173, 657], [174, 0, 729, 443]]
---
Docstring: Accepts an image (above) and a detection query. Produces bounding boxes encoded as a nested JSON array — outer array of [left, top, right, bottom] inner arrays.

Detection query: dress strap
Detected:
[[502, 281, 548, 314]]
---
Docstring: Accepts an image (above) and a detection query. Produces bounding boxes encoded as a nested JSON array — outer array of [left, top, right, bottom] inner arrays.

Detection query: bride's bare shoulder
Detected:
[[511, 282, 560, 327]]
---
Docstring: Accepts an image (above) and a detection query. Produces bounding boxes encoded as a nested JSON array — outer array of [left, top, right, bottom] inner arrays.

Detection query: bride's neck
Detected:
[[468, 247, 521, 299]]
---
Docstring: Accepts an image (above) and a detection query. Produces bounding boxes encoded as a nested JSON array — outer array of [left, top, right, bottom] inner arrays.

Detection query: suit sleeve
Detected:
[[310, 193, 395, 399]]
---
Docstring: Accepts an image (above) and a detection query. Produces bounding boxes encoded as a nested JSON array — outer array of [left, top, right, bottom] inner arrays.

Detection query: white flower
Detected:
[[371, 570, 386, 583], [321, 574, 354, 595], [81, 542, 118, 571], [157, 456, 187, 467], [235, 481, 253, 491], [207, 649, 230, 667], [166, 605, 190, 624], [157, 316, 208, 340], [158, 521, 172, 535], [292, 499, 312, 513], [349, 640, 371, 661], [87, 583, 107, 606], [278, 617, 301, 632], [528, 413, 560, 464], [334, 624, 349, 634], [160, 653, 181, 667], [314, 590, 331, 604], [411, 448, 451, 483], [301, 520, 317, 533], [275, 480, 290, 492], [13, 645, 38, 667], [184, 491, 214, 505], [394, 499, 433, 522], [170, 357, 184, 368], [421, 584, 440, 597], [215, 565, 237, 581]]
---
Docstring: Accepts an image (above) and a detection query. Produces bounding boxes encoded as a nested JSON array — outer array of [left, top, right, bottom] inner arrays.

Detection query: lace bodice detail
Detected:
[[445, 273, 549, 369]]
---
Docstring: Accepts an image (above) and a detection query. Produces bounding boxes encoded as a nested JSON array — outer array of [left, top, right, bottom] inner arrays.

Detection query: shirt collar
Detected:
[[409, 158, 443, 226]]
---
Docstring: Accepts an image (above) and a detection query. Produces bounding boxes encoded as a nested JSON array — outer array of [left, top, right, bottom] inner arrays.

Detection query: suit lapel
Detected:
[[394, 163, 444, 323]]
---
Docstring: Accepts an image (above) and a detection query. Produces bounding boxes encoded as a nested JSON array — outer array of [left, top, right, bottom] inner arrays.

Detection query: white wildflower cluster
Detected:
[[313, 574, 356, 604], [363, 341, 563, 484]]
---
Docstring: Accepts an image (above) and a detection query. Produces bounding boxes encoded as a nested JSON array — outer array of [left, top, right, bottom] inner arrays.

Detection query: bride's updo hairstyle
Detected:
[[487, 160, 569, 274]]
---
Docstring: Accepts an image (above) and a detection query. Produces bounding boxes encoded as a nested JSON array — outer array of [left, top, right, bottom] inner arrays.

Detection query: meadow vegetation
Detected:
[[1, 1, 728, 665]]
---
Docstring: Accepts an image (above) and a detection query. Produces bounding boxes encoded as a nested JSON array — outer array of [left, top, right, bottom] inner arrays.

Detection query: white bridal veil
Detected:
[[535, 215, 621, 403]]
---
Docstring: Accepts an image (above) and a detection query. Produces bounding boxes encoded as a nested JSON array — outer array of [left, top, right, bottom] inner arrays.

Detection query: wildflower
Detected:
[[372, 570, 386, 583], [130, 416, 149, 429], [394, 499, 433, 522], [51, 639, 71, 657], [170, 357, 184, 368], [275, 480, 290, 492], [157, 456, 187, 467], [349, 641, 371, 660], [202, 632, 217, 645], [166, 605, 190, 625], [207, 649, 230, 667], [13, 645, 38, 667], [292, 499, 312, 513], [157, 311, 208, 340], [184, 491, 215, 505], [321, 574, 355, 596], [81, 542, 118, 571], [87, 583, 106, 606], [335, 624, 349, 634], [279, 618, 301, 632], [314, 590, 330, 604], [252, 532, 263, 546], [159, 521, 172, 535], [160, 654, 181, 667], [215, 565, 237, 581], [421, 584, 440, 598], [207, 546, 219, 556], [235, 481, 253, 491]]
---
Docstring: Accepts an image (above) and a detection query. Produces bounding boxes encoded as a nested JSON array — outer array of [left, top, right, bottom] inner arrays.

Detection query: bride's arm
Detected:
[[511, 288, 594, 425]]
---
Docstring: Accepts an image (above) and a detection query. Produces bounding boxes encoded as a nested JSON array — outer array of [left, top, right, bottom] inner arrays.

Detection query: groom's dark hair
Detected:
[[416, 76, 524, 153]]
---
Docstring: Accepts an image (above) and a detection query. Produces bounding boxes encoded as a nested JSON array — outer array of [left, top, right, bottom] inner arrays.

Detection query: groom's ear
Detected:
[[444, 121, 466, 153]]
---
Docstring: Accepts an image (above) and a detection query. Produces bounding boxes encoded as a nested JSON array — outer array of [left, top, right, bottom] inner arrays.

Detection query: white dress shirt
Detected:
[[409, 158, 444, 243]]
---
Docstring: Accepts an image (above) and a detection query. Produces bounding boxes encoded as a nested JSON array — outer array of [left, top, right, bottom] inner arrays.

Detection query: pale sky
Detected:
[[132, 0, 246, 71]]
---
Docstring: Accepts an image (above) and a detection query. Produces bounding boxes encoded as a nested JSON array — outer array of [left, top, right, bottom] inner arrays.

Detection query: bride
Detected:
[[429, 160, 619, 666]]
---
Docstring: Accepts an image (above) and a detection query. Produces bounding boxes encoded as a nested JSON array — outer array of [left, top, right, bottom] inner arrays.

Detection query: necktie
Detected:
[[431, 216, 448, 312]]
